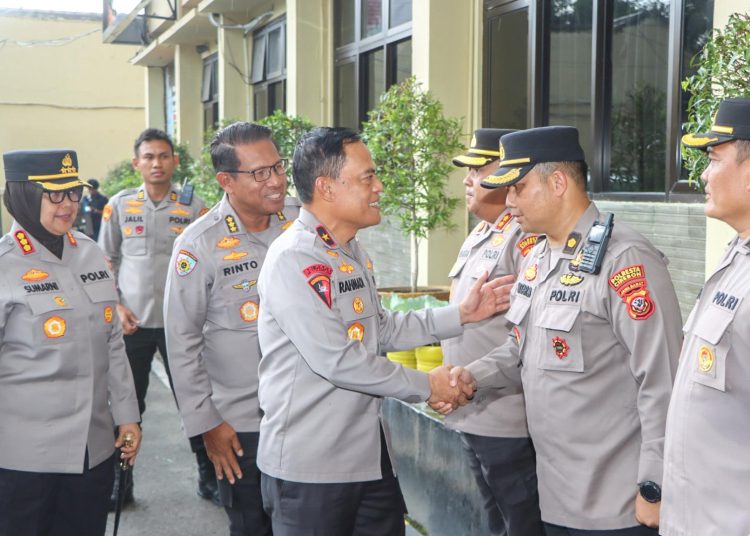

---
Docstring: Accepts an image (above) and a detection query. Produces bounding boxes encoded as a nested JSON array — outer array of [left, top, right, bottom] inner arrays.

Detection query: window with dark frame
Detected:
[[201, 54, 219, 132], [334, 0, 413, 129], [483, 0, 714, 199], [252, 18, 286, 120]]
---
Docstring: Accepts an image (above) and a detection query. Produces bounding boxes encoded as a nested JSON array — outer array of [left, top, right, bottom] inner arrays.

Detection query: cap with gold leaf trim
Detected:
[[3, 149, 92, 191], [682, 98, 750, 150], [452, 128, 516, 168]]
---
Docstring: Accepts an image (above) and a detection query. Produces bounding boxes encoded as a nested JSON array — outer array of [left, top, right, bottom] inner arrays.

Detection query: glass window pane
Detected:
[[335, 61, 358, 129], [365, 48, 385, 113], [608, 0, 669, 192], [485, 9, 527, 129], [393, 38, 411, 84], [269, 80, 285, 114], [335, 0, 355, 47], [389, 0, 411, 28], [254, 86, 269, 120], [548, 1, 593, 167], [267, 27, 283, 77], [252, 34, 266, 83], [361, 0, 383, 39], [201, 60, 212, 102]]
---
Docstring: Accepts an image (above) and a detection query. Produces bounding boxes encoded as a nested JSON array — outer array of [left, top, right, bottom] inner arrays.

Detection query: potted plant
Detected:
[[362, 76, 463, 296]]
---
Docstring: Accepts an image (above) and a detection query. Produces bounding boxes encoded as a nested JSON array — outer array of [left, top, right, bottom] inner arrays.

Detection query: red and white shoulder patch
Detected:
[[608, 264, 655, 320]]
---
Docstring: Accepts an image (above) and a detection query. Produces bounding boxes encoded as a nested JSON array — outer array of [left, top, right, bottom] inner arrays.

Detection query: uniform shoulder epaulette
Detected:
[[181, 206, 221, 240], [0, 236, 16, 258], [70, 230, 94, 244]]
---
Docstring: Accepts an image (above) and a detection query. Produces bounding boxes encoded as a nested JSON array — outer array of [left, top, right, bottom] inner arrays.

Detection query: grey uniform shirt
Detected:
[[257, 208, 463, 484], [0, 224, 139, 473], [98, 185, 206, 328], [443, 209, 532, 437], [660, 235, 750, 536], [466, 203, 682, 530], [164, 195, 300, 438]]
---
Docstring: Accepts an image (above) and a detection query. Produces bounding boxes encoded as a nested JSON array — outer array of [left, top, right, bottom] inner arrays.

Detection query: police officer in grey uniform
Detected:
[[98, 128, 211, 503], [448, 127, 683, 534], [444, 128, 544, 536], [256, 127, 511, 535], [165, 122, 299, 536], [660, 98, 750, 535], [0, 149, 140, 536]]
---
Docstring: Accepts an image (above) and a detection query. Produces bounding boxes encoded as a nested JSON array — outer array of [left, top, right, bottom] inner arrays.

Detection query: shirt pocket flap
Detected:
[[26, 293, 72, 315], [535, 304, 581, 333], [505, 295, 531, 325], [82, 280, 119, 303], [692, 305, 734, 345]]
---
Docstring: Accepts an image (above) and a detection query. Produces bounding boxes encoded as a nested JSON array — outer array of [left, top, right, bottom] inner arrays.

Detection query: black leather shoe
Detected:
[[196, 449, 221, 506]]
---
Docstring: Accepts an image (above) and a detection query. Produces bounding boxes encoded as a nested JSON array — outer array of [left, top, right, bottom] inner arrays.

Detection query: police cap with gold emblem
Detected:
[[453, 128, 517, 168], [481, 126, 585, 189], [682, 98, 750, 150], [3, 149, 92, 191]]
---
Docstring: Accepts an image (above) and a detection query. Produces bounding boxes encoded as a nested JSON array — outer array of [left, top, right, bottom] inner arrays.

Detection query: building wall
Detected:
[[0, 9, 144, 232]]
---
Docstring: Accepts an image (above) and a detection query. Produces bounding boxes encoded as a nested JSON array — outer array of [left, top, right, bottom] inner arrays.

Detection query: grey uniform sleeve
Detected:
[[107, 306, 141, 425], [607, 247, 681, 485], [466, 333, 523, 389], [376, 302, 462, 353], [97, 199, 122, 279], [268, 250, 433, 402], [164, 241, 222, 437]]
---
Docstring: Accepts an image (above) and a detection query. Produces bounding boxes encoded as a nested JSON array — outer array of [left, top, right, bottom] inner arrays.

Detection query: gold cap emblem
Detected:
[[60, 153, 77, 175], [499, 143, 505, 161]]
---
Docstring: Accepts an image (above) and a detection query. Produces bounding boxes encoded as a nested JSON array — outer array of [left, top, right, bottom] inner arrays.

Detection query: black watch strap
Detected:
[[638, 480, 662, 503]]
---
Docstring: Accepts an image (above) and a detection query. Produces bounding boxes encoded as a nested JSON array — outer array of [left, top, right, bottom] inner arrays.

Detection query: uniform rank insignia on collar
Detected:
[[14, 230, 35, 255], [21, 269, 48, 282], [516, 235, 539, 257], [495, 213, 512, 232], [170, 191, 178, 202], [225, 215, 240, 234], [560, 273, 584, 286], [276, 211, 286, 221], [608, 264, 655, 320], [137, 190, 145, 200], [66, 232, 77, 247], [563, 232, 581, 255], [316, 225, 336, 248]]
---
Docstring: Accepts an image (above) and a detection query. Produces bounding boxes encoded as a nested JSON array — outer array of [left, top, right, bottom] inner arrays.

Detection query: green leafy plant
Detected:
[[682, 12, 750, 185], [100, 143, 194, 198], [362, 76, 463, 292]]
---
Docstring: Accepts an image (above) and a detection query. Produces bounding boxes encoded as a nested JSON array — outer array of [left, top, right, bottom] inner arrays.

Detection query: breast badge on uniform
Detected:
[[43, 316, 66, 338], [524, 264, 538, 282], [175, 249, 199, 277], [316, 225, 337, 248], [125, 207, 143, 215], [552, 336, 569, 359], [698, 345, 715, 374], [239, 301, 259, 322], [136, 226, 145, 235], [217, 236, 240, 249], [123, 227, 133, 236], [353, 297, 365, 314], [347, 322, 365, 342], [53, 296, 67, 307], [14, 230, 35, 255], [516, 235, 539, 257], [560, 273, 584, 286], [126, 200, 144, 207], [339, 262, 355, 274], [102, 204, 113, 222], [223, 251, 247, 261], [491, 234, 506, 247], [21, 269, 48, 282], [104, 306, 114, 324], [609, 264, 656, 320], [367, 259, 373, 271], [232, 279, 257, 292], [326, 250, 339, 258], [569, 251, 583, 271], [171, 208, 190, 216]]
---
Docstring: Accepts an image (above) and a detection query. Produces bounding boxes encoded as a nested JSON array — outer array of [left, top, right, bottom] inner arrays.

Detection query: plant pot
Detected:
[[415, 345, 443, 372]]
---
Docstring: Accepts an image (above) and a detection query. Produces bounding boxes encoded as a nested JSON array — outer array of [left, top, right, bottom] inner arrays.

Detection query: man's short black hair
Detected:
[[210, 122, 277, 173], [134, 128, 174, 157], [292, 127, 361, 203]]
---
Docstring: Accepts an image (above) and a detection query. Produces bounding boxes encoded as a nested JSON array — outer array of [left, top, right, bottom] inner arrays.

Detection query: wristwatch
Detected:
[[638, 481, 662, 503]]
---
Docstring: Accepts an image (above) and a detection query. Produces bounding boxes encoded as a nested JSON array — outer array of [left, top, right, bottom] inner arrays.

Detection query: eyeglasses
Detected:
[[44, 186, 84, 204], [224, 159, 288, 182]]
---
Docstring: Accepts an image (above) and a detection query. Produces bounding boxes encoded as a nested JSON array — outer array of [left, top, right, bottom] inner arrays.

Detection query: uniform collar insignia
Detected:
[[316, 225, 337, 248], [276, 211, 286, 221], [562, 232, 581, 255], [495, 212, 513, 232], [14, 229, 36, 255], [66, 232, 77, 247]]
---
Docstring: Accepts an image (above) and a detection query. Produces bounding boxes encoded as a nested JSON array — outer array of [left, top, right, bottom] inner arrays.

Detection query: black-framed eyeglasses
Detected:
[[224, 159, 288, 182], [44, 186, 84, 204]]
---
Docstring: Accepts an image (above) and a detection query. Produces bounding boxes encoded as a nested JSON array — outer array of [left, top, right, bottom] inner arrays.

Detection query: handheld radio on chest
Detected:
[[579, 213, 614, 275]]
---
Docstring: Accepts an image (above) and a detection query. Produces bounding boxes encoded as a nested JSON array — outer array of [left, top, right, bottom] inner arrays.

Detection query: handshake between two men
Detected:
[[422, 271, 515, 414]]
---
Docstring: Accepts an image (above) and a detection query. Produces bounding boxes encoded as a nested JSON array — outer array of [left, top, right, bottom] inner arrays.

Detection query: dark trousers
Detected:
[[461, 432, 544, 536], [261, 433, 407, 536], [217, 432, 271, 536], [124, 327, 204, 453], [0, 453, 114, 536], [544, 523, 659, 535]]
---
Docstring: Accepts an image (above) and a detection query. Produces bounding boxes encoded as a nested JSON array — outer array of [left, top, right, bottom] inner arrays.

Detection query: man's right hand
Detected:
[[116, 303, 140, 335], [427, 365, 475, 415], [203, 421, 244, 485]]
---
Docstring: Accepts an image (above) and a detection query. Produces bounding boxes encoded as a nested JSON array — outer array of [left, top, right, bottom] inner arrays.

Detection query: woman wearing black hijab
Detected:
[[0, 149, 141, 536]]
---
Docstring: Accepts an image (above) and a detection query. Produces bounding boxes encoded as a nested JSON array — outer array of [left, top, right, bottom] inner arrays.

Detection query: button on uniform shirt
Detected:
[[443, 210, 533, 437], [0, 224, 139, 473], [660, 235, 750, 536], [164, 195, 300, 438], [466, 203, 682, 530], [257, 208, 463, 484], [98, 185, 206, 328]]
